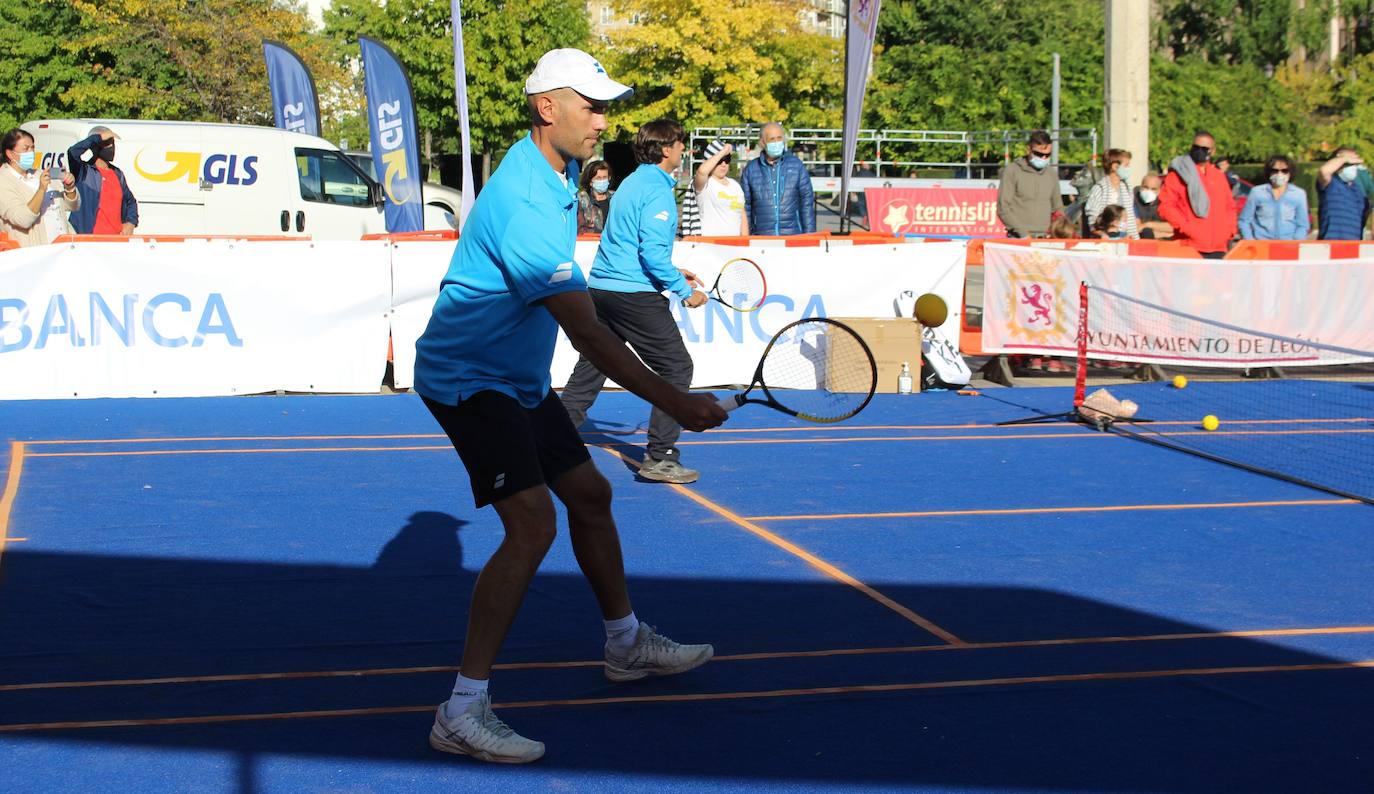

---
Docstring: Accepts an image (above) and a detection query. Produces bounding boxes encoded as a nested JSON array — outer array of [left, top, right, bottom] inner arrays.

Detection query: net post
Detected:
[[1073, 281, 1088, 408]]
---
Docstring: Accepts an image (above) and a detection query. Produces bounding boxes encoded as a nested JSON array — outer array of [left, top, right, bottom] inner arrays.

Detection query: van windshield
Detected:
[[295, 149, 373, 207]]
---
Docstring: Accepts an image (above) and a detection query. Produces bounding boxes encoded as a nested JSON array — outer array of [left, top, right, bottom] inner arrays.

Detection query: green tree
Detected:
[[602, 0, 836, 137], [1148, 56, 1305, 162], [324, 0, 590, 158], [61, 0, 347, 125], [0, 0, 87, 131], [871, 0, 1104, 163]]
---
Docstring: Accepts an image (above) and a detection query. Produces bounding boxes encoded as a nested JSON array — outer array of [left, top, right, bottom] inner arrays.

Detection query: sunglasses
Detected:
[[1270, 168, 1290, 173]]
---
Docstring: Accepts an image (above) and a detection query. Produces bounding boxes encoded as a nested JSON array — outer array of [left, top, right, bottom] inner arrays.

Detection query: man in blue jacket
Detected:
[[560, 118, 709, 484], [67, 126, 139, 235], [740, 122, 815, 235]]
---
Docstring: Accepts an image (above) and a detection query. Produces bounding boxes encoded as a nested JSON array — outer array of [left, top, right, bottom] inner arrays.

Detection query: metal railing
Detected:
[[687, 126, 1099, 183]]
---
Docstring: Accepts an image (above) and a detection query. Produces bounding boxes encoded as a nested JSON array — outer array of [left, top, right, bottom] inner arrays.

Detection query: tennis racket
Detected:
[[706, 257, 767, 312], [717, 318, 878, 423]]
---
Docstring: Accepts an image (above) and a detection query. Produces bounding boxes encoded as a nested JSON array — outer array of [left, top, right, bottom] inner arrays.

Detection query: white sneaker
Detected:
[[605, 623, 714, 682], [428, 693, 545, 764]]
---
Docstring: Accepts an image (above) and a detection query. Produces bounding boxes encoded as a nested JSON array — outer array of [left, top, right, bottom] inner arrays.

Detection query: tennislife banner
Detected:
[[262, 41, 321, 137], [360, 37, 425, 233], [982, 243, 1374, 366]]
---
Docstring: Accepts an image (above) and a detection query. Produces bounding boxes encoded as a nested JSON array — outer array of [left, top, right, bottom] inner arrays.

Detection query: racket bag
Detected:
[[920, 326, 972, 390]]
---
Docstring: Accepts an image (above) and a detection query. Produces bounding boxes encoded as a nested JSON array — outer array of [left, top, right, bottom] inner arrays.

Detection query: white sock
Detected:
[[605, 612, 640, 655], [443, 673, 488, 719]]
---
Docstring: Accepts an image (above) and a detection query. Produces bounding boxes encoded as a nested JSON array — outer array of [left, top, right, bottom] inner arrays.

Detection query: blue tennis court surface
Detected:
[[3, 384, 1373, 792]]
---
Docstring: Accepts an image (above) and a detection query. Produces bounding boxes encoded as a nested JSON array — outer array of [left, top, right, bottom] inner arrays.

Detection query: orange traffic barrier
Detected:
[[1225, 240, 1373, 260], [52, 234, 312, 243], [362, 229, 458, 242]]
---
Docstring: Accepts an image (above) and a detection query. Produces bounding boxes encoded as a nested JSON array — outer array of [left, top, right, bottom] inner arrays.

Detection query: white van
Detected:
[[24, 119, 456, 240]]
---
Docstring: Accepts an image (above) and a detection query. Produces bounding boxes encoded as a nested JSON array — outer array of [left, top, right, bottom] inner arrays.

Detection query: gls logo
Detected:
[[376, 100, 415, 205], [133, 150, 260, 186]]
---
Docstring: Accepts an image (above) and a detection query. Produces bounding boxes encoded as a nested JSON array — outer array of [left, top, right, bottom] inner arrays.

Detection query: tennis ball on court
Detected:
[[1172, 375, 1188, 389], [1202, 415, 1219, 431]]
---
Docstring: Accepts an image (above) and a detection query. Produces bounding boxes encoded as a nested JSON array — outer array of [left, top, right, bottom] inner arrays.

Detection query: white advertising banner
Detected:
[[982, 244, 1374, 366], [390, 240, 967, 390], [0, 240, 392, 399]]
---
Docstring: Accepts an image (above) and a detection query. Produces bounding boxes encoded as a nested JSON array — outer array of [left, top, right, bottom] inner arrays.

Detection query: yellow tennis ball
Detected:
[[1172, 375, 1188, 389], [1202, 415, 1219, 431]]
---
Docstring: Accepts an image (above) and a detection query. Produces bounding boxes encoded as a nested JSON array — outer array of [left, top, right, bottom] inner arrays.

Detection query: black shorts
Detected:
[[423, 390, 592, 508]]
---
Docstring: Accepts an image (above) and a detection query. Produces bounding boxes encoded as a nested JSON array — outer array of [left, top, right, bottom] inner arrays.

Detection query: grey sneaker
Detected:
[[605, 623, 714, 682], [638, 458, 699, 484], [428, 692, 545, 764]]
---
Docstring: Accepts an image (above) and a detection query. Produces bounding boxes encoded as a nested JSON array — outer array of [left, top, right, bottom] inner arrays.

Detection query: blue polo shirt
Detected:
[[1317, 176, 1369, 241], [588, 163, 691, 299], [413, 135, 586, 408]]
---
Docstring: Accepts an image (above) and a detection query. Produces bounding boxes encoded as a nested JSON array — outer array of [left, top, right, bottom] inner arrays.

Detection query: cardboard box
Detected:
[[829, 317, 923, 394]]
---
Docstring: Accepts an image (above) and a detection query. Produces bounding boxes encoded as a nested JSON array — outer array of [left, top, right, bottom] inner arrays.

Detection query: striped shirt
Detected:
[[1084, 175, 1139, 239]]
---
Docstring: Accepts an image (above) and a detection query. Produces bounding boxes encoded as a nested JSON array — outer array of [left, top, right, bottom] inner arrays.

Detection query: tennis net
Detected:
[[1070, 283, 1374, 505]]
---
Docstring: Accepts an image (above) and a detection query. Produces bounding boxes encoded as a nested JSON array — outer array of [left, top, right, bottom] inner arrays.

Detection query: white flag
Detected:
[[451, 0, 475, 230], [841, 0, 882, 221]]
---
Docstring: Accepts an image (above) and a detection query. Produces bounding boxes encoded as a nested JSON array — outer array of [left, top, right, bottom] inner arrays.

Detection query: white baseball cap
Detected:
[[525, 49, 633, 101]]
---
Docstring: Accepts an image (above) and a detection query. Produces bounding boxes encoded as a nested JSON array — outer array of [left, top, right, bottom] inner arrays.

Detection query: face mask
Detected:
[[764, 141, 785, 158], [1339, 165, 1359, 183], [16, 151, 35, 171], [590, 179, 610, 193], [1115, 165, 1132, 181], [1028, 156, 1049, 171], [97, 142, 116, 163], [1269, 173, 1289, 188], [1108, 230, 1125, 239], [1189, 145, 1212, 165], [1137, 188, 1157, 204]]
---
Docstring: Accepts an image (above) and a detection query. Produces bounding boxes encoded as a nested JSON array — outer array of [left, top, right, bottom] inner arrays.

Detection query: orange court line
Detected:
[[24, 415, 1369, 447], [745, 497, 1359, 522], [0, 441, 25, 568], [5, 625, 1374, 694], [25, 445, 453, 459], [591, 445, 966, 645], [2, 659, 1370, 733]]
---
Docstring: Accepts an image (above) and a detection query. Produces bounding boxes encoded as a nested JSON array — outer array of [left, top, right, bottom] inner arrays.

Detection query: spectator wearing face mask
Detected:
[[1316, 147, 1370, 241], [67, 126, 139, 235], [740, 122, 814, 236], [1133, 172, 1172, 239], [1238, 156, 1309, 241], [577, 159, 614, 234], [0, 128, 79, 247], [1158, 130, 1237, 258], [996, 130, 1062, 238], [694, 140, 747, 236], [1084, 148, 1138, 239]]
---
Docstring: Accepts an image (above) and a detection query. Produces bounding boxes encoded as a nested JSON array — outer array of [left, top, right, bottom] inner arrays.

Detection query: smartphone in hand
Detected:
[[48, 165, 62, 181]]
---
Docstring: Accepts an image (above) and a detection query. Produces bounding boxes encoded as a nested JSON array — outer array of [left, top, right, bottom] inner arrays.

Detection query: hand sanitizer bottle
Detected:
[[898, 362, 913, 394]]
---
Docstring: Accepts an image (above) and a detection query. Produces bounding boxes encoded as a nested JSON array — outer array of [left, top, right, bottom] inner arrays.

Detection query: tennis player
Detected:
[[560, 118, 710, 484], [412, 49, 727, 764]]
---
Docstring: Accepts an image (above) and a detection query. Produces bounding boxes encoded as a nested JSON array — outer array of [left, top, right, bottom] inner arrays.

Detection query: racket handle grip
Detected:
[[716, 394, 743, 412]]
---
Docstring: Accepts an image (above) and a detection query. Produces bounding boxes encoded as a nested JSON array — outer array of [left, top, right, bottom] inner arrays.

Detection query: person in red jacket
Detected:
[[1157, 131, 1237, 258]]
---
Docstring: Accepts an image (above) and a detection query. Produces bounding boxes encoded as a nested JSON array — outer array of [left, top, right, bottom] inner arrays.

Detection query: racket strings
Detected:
[[715, 260, 766, 310], [760, 321, 875, 421]]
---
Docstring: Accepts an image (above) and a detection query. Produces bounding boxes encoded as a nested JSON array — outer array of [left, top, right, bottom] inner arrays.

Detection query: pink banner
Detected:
[[981, 243, 1374, 367], [865, 187, 1005, 237]]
